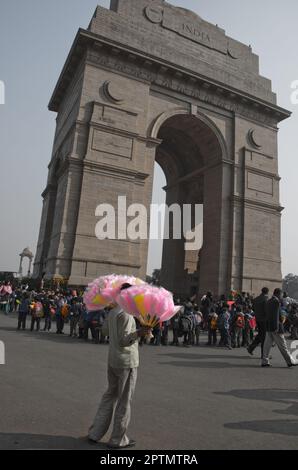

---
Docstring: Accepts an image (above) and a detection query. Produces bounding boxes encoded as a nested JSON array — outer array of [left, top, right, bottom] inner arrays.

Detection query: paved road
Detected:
[[0, 312, 298, 450]]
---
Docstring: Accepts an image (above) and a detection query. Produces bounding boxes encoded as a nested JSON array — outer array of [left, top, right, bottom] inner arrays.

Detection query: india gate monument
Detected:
[[33, 0, 290, 298]]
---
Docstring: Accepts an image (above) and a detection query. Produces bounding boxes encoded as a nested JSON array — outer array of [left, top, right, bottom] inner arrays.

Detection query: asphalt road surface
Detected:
[[0, 313, 298, 450]]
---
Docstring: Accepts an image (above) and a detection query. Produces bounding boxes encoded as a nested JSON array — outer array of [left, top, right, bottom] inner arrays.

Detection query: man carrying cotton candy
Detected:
[[86, 276, 150, 449], [86, 275, 181, 449]]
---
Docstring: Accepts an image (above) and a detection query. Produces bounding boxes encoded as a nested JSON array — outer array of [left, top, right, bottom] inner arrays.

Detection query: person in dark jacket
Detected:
[[170, 310, 181, 346], [262, 288, 297, 368], [42, 297, 52, 332], [247, 287, 269, 357], [69, 298, 82, 337], [201, 292, 213, 328], [17, 294, 30, 330]]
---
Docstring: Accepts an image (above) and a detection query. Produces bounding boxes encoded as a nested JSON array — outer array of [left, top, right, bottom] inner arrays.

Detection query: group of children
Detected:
[[160, 298, 256, 349], [11, 287, 298, 352]]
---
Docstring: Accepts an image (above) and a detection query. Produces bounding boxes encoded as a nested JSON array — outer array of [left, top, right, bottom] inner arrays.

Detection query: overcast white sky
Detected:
[[0, 0, 297, 277]]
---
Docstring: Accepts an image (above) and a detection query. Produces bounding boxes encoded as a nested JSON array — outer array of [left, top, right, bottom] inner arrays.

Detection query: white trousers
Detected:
[[262, 332, 295, 366], [89, 366, 137, 447]]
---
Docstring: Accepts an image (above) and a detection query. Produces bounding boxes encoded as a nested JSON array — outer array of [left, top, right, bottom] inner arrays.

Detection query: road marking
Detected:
[[0, 341, 5, 364]]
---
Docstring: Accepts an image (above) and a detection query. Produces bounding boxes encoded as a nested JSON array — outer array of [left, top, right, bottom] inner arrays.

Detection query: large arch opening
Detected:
[[146, 162, 166, 280], [149, 112, 226, 298]]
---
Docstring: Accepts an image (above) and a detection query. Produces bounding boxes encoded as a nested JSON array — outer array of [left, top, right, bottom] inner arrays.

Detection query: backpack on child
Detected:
[[236, 314, 245, 329], [34, 301, 44, 318], [210, 317, 217, 331], [61, 303, 70, 318], [178, 315, 192, 337]]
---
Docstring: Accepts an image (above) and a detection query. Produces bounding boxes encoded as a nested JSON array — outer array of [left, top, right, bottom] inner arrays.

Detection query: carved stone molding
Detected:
[[102, 80, 124, 103], [248, 128, 262, 149], [86, 49, 284, 127], [144, 4, 164, 24]]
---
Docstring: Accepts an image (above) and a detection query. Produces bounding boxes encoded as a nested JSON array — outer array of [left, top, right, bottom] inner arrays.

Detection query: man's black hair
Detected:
[[273, 288, 282, 298], [261, 287, 269, 295]]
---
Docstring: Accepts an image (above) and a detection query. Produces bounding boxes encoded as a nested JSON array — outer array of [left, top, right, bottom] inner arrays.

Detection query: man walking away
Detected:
[[248, 287, 269, 357], [262, 288, 297, 368], [88, 284, 150, 449]]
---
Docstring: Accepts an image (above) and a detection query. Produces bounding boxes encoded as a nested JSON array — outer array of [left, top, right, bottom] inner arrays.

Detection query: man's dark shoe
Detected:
[[107, 440, 136, 450], [88, 437, 99, 446], [287, 363, 298, 368], [247, 347, 254, 356], [261, 364, 272, 368]]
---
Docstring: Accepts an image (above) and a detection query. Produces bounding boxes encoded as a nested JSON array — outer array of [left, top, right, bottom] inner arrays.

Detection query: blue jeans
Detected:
[[220, 328, 231, 347]]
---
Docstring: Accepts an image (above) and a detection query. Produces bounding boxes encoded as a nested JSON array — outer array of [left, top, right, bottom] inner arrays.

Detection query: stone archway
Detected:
[[33, 0, 290, 297], [18, 247, 34, 278], [152, 111, 229, 297]]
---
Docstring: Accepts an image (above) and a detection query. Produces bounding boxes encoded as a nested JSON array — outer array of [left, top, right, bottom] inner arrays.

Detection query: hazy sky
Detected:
[[0, 0, 297, 277]]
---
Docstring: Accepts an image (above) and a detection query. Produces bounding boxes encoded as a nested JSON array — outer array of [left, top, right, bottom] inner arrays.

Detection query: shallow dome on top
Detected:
[[174, 6, 202, 21], [20, 247, 34, 258]]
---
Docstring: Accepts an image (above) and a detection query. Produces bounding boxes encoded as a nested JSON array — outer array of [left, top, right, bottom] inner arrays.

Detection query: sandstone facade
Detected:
[[33, 0, 290, 297]]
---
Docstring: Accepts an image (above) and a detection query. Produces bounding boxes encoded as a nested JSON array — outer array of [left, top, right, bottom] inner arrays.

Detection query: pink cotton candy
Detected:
[[83, 274, 145, 311], [116, 284, 182, 327]]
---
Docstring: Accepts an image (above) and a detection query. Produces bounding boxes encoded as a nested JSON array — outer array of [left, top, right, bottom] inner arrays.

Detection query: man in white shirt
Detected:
[[88, 284, 150, 449]]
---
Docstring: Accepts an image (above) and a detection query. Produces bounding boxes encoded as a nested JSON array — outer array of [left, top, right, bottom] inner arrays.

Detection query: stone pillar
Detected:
[[199, 161, 233, 297], [160, 184, 189, 296], [18, 256, 23, 277], [28, 258, 33, 277]]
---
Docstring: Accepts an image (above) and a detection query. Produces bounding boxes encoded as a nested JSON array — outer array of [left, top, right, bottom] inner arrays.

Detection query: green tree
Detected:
[[283, 274, 298, 300]]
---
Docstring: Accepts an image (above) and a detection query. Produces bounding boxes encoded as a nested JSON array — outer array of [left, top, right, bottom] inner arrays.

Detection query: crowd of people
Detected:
[[0, 283, 107, 342], [1, 281, 298, 363]]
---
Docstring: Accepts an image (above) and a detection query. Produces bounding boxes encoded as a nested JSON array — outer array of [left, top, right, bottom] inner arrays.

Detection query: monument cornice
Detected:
[[241, 275, 282, 284], [41, 183, 57, 199], [82, 158, 150, 182], [49, 29, 291, 126], [87, 115, 162, 147], [233, 162, 281, 181], [45, 256, 141, 270], [232, 195, 284, 214]]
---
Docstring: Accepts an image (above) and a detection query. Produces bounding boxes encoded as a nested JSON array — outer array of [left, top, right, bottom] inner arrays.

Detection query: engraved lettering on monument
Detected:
[[182, 23, 211, 44], [144, 3, 232, 56]]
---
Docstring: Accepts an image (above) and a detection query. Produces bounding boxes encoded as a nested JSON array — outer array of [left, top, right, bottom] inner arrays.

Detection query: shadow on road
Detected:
[[225, 419, 298, 436], [0, 433, 107, 450], [159, 352, 258, 361], [159, 360, 257, 369], [216, 388, 298, 437], [158, 351, 261, 369]]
